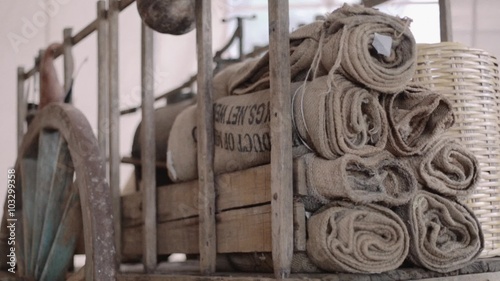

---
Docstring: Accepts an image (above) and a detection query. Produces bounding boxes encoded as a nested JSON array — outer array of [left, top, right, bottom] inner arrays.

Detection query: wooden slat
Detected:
[[439, 0, 453, 42], [97, 0, 109, 161], [20, 158, 36, 275], [17, 67, 25, 148], [122, 204, 272, 257], [292, 158, 307, 196], [293, 202, 306, 252], [268, 0, 293, 278], [63, 28, 74, 102], [108, 0, 122, 267], [30, 130, 61, 276], [35, 140, 74, 278], [39, 189, 82, 281], [121, 164, 271, 228], [195, 0, 216, 274], [141, 22, 157, 273]]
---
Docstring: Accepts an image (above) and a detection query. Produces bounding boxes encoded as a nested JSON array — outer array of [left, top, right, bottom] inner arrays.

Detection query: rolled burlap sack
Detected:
[[320, 4, 416, 93], [301, 151, 417, 206], [167, 83, 310, 182], [396, 191, 484, 273], [229, 21, 327, 96], [307, 201, 409, 273], [402, 137, 480, 199], [293, 75, 388, 159], [132, 98, 194, 186], [382, 85, 455, 157]]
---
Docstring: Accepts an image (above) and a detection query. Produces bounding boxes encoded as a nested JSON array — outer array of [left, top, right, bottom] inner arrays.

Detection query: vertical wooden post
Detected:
[[17, 67, 26, 149], [439, 0, 453, 42], [195, 0, 216, 275], [108, 0, 121, 267], [141, 22, 157, 273], [97, 1, 109, 162], [63, 28, 74, 103], [268, 0, 293, 279]]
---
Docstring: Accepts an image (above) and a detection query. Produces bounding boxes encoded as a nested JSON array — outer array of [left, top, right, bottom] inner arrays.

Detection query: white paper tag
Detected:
[[372, 33, 393, 57]]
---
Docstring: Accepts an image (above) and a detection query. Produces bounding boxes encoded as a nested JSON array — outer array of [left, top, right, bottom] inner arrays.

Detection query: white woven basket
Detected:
[[413, 42, 500, 258]]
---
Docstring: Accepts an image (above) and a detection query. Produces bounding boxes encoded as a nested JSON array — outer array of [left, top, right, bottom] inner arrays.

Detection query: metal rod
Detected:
[[108, 0, 122, 269], [268, 0, 293, 278], [63, 28, 74, 103], [141, 22, 157, 273], [195, 0, 216, 274], [97, 1, 109, 165], [73, 20, 98, 46], [439, 0, 453, 42], [17, 67, 26, 149]]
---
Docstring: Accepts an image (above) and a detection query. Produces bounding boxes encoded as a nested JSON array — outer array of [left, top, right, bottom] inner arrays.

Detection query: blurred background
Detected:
[[1, 0, 499, 221]]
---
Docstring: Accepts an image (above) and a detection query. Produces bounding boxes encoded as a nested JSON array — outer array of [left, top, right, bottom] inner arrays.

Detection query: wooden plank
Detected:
[[97, 0, 109, 161], [17, 67, 25, 148], [268, 0, 293, 278], [63, 28, 74, 103], [121, 165, 271, 227], [30, 130, 61, 276], [122, 204, 272, 257], [195, 0, 216, 274], [293, 202, 306, 252], [20, 158, 37, 275], [141, 22, 157, 273], [39, 189, 82, 281], [116, 259, 500, 281], [293, 158, 307, 196], [108, 0, 122, 268], [439, 0, 453, 42], [35, 139, 74, 278]]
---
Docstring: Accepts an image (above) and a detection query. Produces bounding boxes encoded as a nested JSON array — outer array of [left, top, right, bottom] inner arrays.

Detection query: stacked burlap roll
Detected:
[[165, 3, 484, 274]]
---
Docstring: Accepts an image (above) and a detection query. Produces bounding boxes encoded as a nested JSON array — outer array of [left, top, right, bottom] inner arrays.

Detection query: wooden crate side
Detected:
[[122, 204, 273, 256], [121, 165, 272, 227]]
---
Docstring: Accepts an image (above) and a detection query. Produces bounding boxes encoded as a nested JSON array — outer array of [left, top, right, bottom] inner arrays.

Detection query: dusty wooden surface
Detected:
[[268, 0, 294, 278], [121, 164, 271, 227], [113, 258, 500, 281], [195, 0, 216, 274]]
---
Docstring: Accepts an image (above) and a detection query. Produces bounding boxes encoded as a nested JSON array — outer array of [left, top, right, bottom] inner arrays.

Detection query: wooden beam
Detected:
[[108, 0, 122, 268], [439, 0, 453, 42], [17, 67, 25, 148], [195, 0, 216, 275], [97, 1, 109, 162], [141, 22, 157, 273], [63, 28, 74, 103], [268, 0, 293, 278]]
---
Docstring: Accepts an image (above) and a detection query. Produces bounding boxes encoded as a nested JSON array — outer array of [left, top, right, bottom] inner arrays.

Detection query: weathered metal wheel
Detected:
[[11, 103, 116, 281]]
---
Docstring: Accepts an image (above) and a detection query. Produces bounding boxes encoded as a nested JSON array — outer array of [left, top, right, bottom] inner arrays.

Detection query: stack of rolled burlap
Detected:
[[166, 3, 484, 274]]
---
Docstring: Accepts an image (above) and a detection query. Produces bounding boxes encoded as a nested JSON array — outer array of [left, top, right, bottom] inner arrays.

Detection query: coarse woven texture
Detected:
[[382, 84, 455, 157], [301, 151, 417, 206], [402, 136, 480, 199], [413, 42, 500, 258], [396, 191, 484, 273], [307, 201, 409, 273], [319, 4, 416, 94], [229, 4, 416, 95], [167, 84, 310, 182], [228, 21, 326, 95], [293, 75, 388, 159]]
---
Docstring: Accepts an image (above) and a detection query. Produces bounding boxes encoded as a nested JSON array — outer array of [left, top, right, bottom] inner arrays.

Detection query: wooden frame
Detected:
[[10, 0, 500, 280]]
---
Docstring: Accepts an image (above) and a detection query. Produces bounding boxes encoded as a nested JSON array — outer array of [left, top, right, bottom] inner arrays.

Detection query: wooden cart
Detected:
[[2, 0, 500, 281]]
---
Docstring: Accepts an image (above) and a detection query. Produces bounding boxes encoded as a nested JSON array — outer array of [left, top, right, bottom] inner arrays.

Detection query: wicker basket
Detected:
[[413, 42, 500, 258]]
